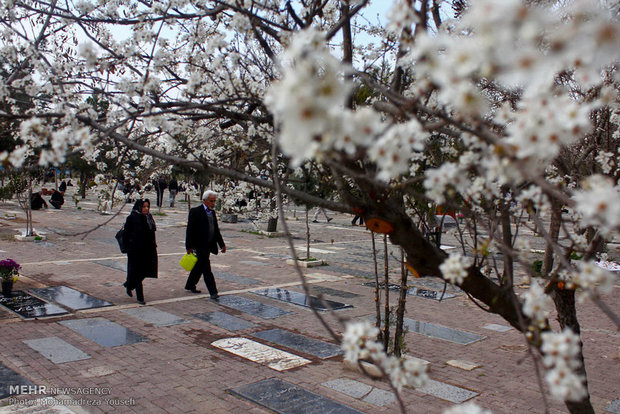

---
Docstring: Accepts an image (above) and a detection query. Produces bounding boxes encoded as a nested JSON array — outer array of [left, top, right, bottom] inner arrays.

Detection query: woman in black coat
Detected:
[[123, 199, 158, 304]]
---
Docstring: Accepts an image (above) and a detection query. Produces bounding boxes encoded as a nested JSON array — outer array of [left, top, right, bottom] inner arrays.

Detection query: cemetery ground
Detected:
[[0, 187, 618, 414]]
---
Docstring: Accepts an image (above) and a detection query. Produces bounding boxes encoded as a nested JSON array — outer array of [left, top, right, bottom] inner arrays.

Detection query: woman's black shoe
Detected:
[[123, 282, 133, 297]]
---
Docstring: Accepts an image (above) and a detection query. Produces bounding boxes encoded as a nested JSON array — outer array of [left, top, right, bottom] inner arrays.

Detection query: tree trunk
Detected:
[[500, 192, 514, 287], [305, 207, 310, 260], [553, 288, 595, 414], [393, 248, 408, 357], [542, 199, 562, 275], [383, 235, 390, 352], [372, 232, 382, 344]]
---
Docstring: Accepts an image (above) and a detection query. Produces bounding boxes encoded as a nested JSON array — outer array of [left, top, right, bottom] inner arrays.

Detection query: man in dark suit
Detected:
[[184, 190, 226, 299]]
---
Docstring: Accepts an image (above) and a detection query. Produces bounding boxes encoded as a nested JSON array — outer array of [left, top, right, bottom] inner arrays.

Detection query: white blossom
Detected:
[[573, 175, 620, 235], [522, 282, 552, 328], [439, 253, 469, 285], [541, 329, 587, 402], [443, 402, 493, 414]]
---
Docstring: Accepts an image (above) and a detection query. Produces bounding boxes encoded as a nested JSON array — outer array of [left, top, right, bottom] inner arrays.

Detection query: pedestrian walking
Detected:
[[352, 214, 364, 226], [168, 177, 178, 207], [157, 176, 168, 207], [312, 207, 332, 223], [123, 199, 158, 305], [184, 190, 226, 299]]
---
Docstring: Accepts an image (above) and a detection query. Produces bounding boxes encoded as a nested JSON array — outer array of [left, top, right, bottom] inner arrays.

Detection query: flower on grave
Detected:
[[0, 258, 21, 282]]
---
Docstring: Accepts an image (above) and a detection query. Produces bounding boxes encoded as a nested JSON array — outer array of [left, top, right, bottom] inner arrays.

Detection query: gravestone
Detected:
[[29, 286, 112, 311], [252, 328, 342, 359], [605, 399, 620, 414], [0, 363, 34, 399], [211, 338, 310, 371], [93, 260, 126, 272], [0, 291, 68, 318], [23, 337, 90, 364], [416, 379, 479, 403], [308, 286, 360, 299], [483, 323, 512, 332], [239, 260, 269, 266], [216, 295, 291, 319], [214, 272, 261, 286], [192, 311, 257, 331], [403, 318, 485, 345], [121, 307, 186, 327], [59, 317, 147, 347], [252, 288, 352, 311], [407, 287, 455, 300], [229, 378, 365, 414]]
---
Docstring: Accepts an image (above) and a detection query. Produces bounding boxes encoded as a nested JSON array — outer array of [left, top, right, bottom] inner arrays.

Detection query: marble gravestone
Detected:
[[29, 286, 112, 311], [229, 378, 365, 414], [0, 291, 68, 319], [252, 288, 353, 311]]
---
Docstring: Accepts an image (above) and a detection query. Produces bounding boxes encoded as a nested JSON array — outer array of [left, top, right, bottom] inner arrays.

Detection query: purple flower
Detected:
[[0, 258, 20, 282]]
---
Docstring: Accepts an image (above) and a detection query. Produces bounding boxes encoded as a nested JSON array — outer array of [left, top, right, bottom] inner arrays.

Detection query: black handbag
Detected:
[[115, 226, 127, 253]]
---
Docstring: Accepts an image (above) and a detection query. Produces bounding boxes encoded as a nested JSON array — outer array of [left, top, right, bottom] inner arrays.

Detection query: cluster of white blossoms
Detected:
[[439, 253, 469, 285], [572, 175, 620, 237], [522, 282, 553, 328], [569, 261, 616, 299], [541, 329, 587, 402], [342, 321, 428, 391], [443, 402, 492, 414]]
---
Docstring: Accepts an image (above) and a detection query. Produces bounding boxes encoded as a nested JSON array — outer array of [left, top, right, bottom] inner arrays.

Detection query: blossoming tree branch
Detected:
[[1, 0, 619, 413]]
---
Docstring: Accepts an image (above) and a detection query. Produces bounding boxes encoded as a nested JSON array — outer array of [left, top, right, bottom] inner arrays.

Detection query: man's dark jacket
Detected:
[[185, 205, 224, 255]]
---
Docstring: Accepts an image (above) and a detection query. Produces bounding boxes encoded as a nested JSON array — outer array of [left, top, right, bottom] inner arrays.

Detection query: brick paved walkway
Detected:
[[0, 187, 618, 413]]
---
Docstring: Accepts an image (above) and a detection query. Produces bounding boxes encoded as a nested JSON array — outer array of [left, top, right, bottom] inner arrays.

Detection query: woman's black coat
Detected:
[[123, 210, 158, 281]]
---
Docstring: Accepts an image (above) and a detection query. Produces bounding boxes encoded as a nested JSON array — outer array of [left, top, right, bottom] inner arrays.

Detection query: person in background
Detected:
[[168, 177, 178, 207], [352, 214, 364, 226], [184, 190, 226, 299], [49, 189, 64, 209], [30, 191, 48, 210], [122, 199, 158, 305], [59, 180, 67, 193], [312, 206, 332, 223]]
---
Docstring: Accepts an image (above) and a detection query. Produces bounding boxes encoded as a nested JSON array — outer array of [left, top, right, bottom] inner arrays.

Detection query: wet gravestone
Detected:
[[403, 318, 485, 345], [216, 295, 292, 319], [29, 286, 113, 311], [229, 378, 364, 414], [0, 363, 34, 399], [253, 328, 342, 359], [0, 291, 68, 318], [59, 317, 147, 347], [252, 288, 353, 311], [308, 286, 360, 299], [363, 282, 455, 301], [192, 311, 257, 331], [214, 272, 262, 286]]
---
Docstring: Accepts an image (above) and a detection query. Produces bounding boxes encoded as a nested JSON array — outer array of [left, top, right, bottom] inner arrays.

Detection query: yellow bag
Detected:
[[179, 253, 198, 271]]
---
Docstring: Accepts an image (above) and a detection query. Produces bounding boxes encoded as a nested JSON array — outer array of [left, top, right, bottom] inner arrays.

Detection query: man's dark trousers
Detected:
[[185, 250, 217, 295]]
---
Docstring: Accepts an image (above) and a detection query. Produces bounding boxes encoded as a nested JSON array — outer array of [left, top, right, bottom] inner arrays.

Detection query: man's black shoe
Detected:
[[186, 288, 201, 293], [210, 294, 220, 300], [312, 220, 319, 223]]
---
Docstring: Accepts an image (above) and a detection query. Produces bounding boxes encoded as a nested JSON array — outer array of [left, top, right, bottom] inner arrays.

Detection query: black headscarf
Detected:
[[132, 199, 156, 231]]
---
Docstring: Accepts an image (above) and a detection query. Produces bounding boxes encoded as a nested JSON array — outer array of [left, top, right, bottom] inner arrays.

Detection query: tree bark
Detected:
[[553, 288, 595, 414], [393, 248, 408, 357]]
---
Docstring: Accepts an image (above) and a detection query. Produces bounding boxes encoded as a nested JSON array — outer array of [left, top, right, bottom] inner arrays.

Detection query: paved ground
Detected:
[[0, 186, 618, 414]]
